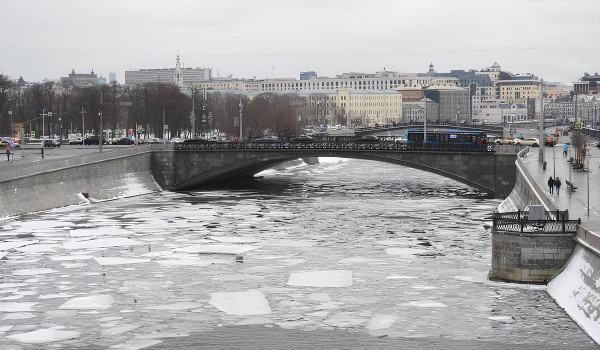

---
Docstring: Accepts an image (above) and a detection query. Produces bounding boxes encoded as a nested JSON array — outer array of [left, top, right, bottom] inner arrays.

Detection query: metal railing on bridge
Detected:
[[175, 139, 494, 152], [493, 210, 580, 234]]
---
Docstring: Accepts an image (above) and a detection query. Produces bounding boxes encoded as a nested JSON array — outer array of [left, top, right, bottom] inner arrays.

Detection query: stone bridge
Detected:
[[151, 143, 517, 198]]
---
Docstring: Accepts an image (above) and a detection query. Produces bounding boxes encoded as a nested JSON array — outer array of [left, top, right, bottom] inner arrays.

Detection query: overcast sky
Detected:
[[1, 0, 598, 85]]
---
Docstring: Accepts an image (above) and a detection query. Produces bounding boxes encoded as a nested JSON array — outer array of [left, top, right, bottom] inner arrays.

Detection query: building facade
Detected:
[[60, 69, 106, 87], [124, 54, 212, 87]]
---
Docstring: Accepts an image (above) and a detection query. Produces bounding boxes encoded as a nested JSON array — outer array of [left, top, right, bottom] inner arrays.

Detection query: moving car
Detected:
[[0, 140, 20, 148], [354, 135, 381, 143], [254, 135, 280, 143], [494, 138, 514, 145], [42, 139, 60, 147], [513, 138, 539, 147], [83, 136, 108, 145], [69, 138, 83, 145], [182, 137, 215, 143], [290, 135, 313, 143], [112, 137, 135, 145]]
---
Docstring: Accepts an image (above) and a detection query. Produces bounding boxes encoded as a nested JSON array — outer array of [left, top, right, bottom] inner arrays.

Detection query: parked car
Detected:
[[254, 135, 280, 143], [494, 138, 514, 145], [513, 138, 539, 147], [354, 135, 381, 143], [42, 139, 60, 147], [83, 136, 107, 145], [182, 137, 215, 143], [148, 138, 167, 144], [112, 137, 135, 145], [290, 135, 313, 143], [69, 138, 83, 145], [0, 140, 20, 148]]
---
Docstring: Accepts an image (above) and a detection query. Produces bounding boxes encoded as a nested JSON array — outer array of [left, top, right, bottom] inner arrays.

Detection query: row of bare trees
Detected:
[[0, 74, 323, 141]]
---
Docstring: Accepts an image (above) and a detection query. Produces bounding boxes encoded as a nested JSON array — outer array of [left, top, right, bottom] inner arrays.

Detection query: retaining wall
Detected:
[[495, 147, 600, 345], [0, 146, 161, 219], [491, 231, 575, 282]]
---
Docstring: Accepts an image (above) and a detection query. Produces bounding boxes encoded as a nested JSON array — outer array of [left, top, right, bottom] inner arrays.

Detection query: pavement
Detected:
[[519, 129, 600, 234]]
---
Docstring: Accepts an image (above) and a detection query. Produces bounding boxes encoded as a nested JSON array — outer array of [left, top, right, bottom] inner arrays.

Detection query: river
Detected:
[[0, 158, 596, 349]]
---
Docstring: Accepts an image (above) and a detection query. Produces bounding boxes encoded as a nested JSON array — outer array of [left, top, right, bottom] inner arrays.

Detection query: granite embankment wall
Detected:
[[0, 145, 161, 219], [496, 147, 600, 344]]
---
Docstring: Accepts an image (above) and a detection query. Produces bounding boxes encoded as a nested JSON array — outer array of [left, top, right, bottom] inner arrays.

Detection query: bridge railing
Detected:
[[175, 141, 495, 152], [493, 210, 580, 234]]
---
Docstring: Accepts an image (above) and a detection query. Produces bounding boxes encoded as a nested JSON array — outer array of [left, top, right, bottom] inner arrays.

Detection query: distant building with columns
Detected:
[[60, 69, 106, 87]]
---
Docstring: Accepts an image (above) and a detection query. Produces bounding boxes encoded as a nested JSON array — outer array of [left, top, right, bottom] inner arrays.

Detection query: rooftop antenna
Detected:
[[272, 65, 275, 79]]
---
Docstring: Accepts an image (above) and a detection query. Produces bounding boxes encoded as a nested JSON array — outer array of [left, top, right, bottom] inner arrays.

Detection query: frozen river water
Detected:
[[0, 158, 596, 349]]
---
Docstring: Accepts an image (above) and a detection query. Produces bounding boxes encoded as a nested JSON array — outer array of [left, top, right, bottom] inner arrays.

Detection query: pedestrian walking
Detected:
[[5, 146, 9, 162], [548, 176, 554, 194], [563, 143, 568, 156], [554, 177, 562, 196]]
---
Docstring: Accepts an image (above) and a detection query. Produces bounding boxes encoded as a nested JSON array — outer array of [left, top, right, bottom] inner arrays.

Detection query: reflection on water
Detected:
[[0, 158, 595, 349]]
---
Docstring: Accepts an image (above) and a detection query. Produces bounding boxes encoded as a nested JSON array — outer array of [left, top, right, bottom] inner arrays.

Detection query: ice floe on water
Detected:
[[94, 257, 151, 265], [12, 268, 57, 276], [386, 275, 419, 280], [143, 302, 204, 311], [400, 301, 447, 308], [6, 328, 81, 344], [366, 314, 398, 330], [0, 302, 37, 312], [287, 270, 353, 288], [176, 244, 260, 255], [210, 289, 271, 315], [63, 237, 143, 250], [385, 247, 428, 256], [58, 295, 114, 310]]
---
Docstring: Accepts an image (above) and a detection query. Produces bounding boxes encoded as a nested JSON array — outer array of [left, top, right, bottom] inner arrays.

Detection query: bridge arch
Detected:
[[154, 146, 517, 198]]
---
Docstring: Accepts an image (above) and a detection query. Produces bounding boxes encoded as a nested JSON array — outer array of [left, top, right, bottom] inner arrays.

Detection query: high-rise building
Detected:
[[109, 72, 117, 84]]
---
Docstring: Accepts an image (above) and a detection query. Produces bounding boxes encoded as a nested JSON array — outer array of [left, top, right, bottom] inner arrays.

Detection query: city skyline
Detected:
[[1, 0, 599, 84]]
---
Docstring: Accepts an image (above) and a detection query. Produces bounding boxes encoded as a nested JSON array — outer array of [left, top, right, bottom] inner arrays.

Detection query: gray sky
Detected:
[[1, 0, 598, 84]]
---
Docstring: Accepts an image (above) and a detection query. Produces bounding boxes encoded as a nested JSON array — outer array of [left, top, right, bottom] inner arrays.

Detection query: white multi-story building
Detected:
[[124, 54, 212, 87]]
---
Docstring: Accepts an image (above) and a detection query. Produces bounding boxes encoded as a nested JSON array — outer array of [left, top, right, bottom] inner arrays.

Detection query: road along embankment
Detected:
[[496, 147, 600, 344], [0, 146, 161, 220]]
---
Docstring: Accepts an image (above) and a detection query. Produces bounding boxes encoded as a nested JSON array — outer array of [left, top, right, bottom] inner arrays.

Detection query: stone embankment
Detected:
[[495, 147, 600, 344], [0, 145, 161, 219]]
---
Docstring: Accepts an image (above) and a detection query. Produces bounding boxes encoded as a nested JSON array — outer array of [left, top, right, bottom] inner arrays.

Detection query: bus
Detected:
[[406, 128, 487, 145]]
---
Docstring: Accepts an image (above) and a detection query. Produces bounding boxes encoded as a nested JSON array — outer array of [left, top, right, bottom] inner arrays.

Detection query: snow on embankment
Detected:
[[547, 242, 600, 345]]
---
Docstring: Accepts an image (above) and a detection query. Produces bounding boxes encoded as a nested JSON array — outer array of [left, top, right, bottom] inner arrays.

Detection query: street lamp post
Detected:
[[587, 157, 590, 217], [8, 110, 13, 139], [79, 106, 86, 140], [99, 87, 103, 153], [239, 98, 243, 142]]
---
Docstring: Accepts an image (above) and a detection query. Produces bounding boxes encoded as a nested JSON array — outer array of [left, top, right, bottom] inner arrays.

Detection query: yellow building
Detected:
[[297, 89, 403, 127], [497, 79, 541, 118]]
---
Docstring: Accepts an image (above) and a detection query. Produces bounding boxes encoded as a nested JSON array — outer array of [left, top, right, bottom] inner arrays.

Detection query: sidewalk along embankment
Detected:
[[0, 145, 162, 220], [497, 146, 600, 345]]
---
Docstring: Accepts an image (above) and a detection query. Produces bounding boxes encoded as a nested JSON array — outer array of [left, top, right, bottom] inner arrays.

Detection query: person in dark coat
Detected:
[[554, 177, 562, 196], [548, 176, 554, 194]]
